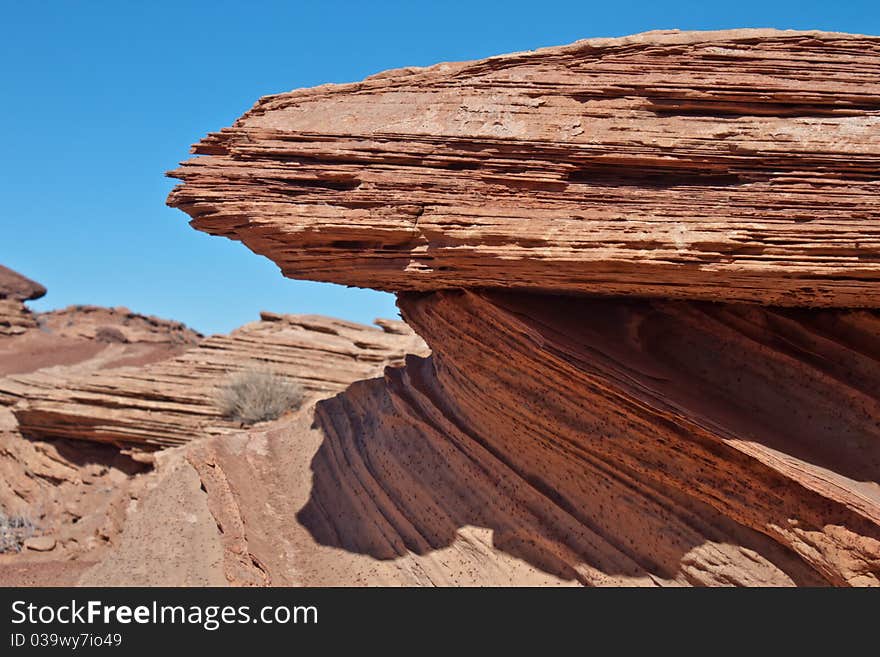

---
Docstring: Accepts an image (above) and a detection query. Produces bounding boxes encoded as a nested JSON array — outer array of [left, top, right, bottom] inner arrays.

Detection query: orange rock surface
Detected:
[[0, 312, 425, 450], [0, 272, 203, 578], [168, 29, 880, 308], [156, 30, 880, 586], [0, 265, 46, 336], [6, 31, 880, 587], [79, 291, 880, 586], [0, 271, 424, 582]]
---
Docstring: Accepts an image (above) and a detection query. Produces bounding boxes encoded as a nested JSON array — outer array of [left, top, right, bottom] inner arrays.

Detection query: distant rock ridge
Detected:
[[36, 305, 199, 345], [0, 312, 426, 450]]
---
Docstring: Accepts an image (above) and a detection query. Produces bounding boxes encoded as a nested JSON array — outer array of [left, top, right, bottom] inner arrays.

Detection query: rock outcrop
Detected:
[[0, 305, 201, 377], [0, 265, 46, 302], [0, 313, 426, 450], [0, 266, 46, 336], [6, 31, 879, 587], [0, 265, 201, 377], [0, 287, 423, 582], [0, 413, 150, 575], [35, 305, 197, 346], [158, 29, 880, 587], [79, 292, 880, 586], [168, 29, 880, 308], [0, 277, 204, 580]]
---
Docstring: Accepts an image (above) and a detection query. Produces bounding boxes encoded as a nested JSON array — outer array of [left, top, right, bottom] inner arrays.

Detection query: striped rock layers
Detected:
[[168, 29, 880, 308], [152, 29, 880, 585], [0, 266, 46, 336], [85, 292, 880, 586], [0, 313, 426, 450]]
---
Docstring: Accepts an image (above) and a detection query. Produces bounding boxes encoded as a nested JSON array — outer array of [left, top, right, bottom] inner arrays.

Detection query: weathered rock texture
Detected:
[[169, 29, 880, 308], [7, 31, 879, 587], [0, 266, 46, 336], [157, 29, 880, 586], [0, 266, 46, 302], [0, 408, 150, 570], [0, 292, 423, 582], [80, 291, 879, 586], [0, 281, 204, 580], [0, 313, 426, 450], [391, 291, 880, 585]]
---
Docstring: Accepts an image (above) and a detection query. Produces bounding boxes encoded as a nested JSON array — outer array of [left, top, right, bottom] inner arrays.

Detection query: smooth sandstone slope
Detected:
[[169, 29, 880, 308]]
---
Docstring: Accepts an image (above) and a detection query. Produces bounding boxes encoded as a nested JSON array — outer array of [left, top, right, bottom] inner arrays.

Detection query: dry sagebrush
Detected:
[[0, 512, 35, 553], [215, 366, 305, 425]]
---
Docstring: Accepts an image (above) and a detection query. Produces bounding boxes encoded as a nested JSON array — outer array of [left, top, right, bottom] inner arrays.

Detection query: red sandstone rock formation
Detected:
[[6, 30, 880, 587], [0, 282, 422, 582], [0, 266, 46, 336], [77, 292, 880, 586], [168, 29, 880, 308], [0, 312, 425, 450], [0, 273, 203, 580], [0, 265, 46, 302], [155, 29, 880, 587]]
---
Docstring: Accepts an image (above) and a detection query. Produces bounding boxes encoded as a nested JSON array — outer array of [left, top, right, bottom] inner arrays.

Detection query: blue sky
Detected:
[[1, 1, 877, 335]]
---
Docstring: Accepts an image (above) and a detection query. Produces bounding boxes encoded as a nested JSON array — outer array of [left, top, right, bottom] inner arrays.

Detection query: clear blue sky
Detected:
[[2, 1, 877, 335]]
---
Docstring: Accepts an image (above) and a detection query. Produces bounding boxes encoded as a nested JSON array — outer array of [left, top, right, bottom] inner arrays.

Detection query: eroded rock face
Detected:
[[157, 29, 880, 586], [8, 31, 879, 586], [0, 287, 203, 580], [394, 291, 880, 585], [169, 29, 880, 308], [0, 300, 36, 337], [0, 313, 426, 450], [85, 292, 880, 586], [0, 265, 46, 302], [0, 266, 45, 336], [0, 304, 424, 582]]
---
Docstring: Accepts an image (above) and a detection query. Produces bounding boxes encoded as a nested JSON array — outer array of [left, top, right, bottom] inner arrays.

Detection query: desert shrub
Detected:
[[95, 325, 128, 343], [215, 366, 305, 425], [0, 512, 35, 553]]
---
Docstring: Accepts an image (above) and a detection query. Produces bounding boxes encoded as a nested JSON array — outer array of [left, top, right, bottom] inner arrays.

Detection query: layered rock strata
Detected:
[[390, 291, 880, 586], [157, 29, 880, 586], [0, 266, 46, 336], [0, 313, 426, 450], [81, 291, 880, 586], [0, 266, 47, 302], [0, 301, 422, 581], [0, 278, 204, 577], [168, 29, 880, 308]]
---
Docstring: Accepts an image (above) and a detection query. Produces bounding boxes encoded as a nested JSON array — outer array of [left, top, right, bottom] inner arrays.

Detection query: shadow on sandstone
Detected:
[[295, 361, 828, 586]]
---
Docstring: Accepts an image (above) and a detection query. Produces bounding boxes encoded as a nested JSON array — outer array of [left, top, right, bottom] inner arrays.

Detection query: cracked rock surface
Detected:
[[169, 29, 880, 308]]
